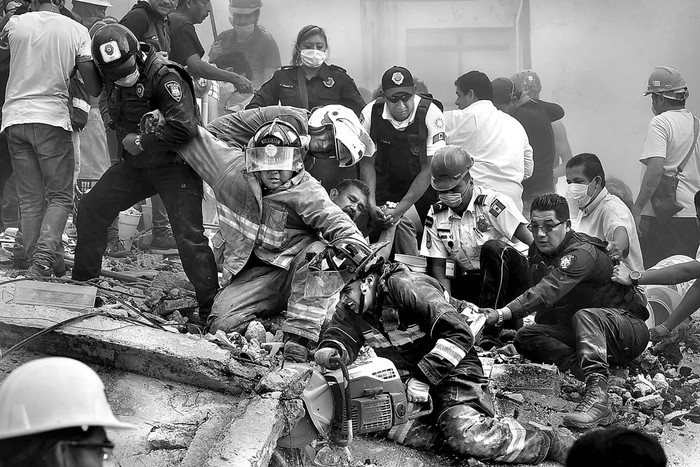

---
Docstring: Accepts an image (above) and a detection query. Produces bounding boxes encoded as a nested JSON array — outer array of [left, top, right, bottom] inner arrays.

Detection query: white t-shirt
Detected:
[[443, 100, 533, 212], [360, 95, 446, 158], [573, 188, 644, 271], [1, 11, 92, 132], [639, 108, 700, 218]]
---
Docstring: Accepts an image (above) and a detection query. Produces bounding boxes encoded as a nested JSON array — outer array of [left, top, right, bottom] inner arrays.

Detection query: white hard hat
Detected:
[[308, 105, 371, 167], [0, 357, 135, 440]]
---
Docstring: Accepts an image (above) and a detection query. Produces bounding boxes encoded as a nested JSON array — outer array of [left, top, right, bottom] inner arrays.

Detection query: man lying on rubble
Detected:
[[612, 189, 700, 341], [314, 244, 574, 464], [479, 193, 649, 429], [170, 117, 368, 361]]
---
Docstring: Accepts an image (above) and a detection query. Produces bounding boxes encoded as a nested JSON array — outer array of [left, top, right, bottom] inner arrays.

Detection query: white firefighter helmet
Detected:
[[0, 357, 135, 440], [308, 105, 370, 167]]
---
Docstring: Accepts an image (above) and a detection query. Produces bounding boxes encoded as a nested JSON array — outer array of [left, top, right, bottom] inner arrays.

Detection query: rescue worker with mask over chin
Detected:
[[314, 246, 574, 465], [72, 24, 219, 323], [420, 145, 533, 347]]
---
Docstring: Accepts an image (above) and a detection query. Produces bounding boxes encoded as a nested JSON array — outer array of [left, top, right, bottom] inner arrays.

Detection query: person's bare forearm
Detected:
[[634, 158, 664, 212]]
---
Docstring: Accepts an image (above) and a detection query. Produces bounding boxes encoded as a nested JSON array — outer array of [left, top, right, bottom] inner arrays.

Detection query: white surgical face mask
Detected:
[[114, 69, 140, 88], [300, 49, 326, 69], [233, 23, 255, 40], [566, 181, 593, 208], [438, 192, 463, 208]]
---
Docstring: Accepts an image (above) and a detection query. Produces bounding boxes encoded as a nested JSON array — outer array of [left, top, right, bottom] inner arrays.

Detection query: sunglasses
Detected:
[[527, 221, 565, 234], [385, 93, 413, 103]]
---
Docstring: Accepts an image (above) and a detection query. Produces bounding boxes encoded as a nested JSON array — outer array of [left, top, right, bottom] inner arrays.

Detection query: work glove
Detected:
[[406, 377, 431, 403], [315, 347, 340, 369]]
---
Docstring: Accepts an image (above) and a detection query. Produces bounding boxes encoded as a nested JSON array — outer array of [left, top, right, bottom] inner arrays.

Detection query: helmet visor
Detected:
[[245, 145, 303, 172], [333, 120, 365, 167]]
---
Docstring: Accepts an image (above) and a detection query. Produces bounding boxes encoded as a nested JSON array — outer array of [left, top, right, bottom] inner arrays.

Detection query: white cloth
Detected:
[[443, 100, 533, 212], [639, 108, 700, 218], [360, 95, 446, 158], [1, 11, 92, 132], [420, 185, 527, 271], [573, 187, 644, 271]]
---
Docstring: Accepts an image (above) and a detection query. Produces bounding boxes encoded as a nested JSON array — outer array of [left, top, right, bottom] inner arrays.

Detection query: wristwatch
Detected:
[[630, 270, 642, 286], [134, 133, 144, 151]]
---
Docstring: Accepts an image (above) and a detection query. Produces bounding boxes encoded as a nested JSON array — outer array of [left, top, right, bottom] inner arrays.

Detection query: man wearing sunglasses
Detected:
[[0, 357, 134, 467], [360, 66, 446, 255], [481, 193, 649, 429]]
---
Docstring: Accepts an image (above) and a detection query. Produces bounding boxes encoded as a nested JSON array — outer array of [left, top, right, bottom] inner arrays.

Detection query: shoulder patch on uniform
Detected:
[[281, 65, 294, 70], [323, 77, 335, 88], [432, 132, 446, 144], [434, 116, 444, 129], [164, 80, 182, 102], [475, 195, 487, 206], [559, 253, 576, 270], [328, 64, 347, 73], [489, 199, 506, 217]]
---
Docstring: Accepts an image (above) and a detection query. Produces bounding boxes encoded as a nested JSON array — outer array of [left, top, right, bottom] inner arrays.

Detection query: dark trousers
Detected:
[[451, 240, 531, 309], [72, 160, 218, 313], [514, 308, 649, 380], [640, 215, 700, 269]]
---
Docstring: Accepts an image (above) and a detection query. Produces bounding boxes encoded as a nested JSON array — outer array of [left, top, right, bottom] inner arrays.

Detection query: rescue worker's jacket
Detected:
[[507, 230, 649, 324], [104, 47, 198, 168], [120, 0, 170, 53], [320, 263, 482, 387]]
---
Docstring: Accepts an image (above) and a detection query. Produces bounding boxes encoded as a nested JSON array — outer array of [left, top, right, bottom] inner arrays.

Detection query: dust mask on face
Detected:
[[566, 181, 593, 208], [438, 192, 463, 208], [233, 23, 255, 40], [300, 49, 326, 69], [115, 69, 140, 88]]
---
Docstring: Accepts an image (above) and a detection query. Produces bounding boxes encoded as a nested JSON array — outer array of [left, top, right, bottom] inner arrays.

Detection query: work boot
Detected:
[[151, 232, 178, 252], [563, 374, 615, 429], [283, 335, 309, 363], [543, 428, 576, 464], [105, 240, 135, 258], [27, 261, 53, 277]]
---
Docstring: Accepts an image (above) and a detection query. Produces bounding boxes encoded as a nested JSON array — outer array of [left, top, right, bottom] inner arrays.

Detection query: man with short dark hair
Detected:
[[481, 193, 649, 428], [330, 178, 369, 222], [634, 65, 700, 268], [360, 65, 446, 255], [444, 70, 532, 212], [565, 152, 643, 271], [168, 0, 252, 93]]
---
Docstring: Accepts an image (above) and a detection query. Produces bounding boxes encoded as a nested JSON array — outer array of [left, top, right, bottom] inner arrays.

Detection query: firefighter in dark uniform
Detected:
[[479, 193, 649, 429], [314, 241, 573, 464], [72, 24, 218, 321], [246, 24, 365, 190]]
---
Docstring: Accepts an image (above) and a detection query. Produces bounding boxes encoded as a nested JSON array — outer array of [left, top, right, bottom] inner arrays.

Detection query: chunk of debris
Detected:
[[147, 422, 197, 450], [255, 365, 313, 399]]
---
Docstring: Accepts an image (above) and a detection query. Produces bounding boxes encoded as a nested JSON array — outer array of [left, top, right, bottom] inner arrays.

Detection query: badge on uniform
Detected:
[[323, 77, 335, 88], [434, 116, 444, 129], [489, 199, 506, 217], [164, 81, 182, 102], [559, 254, 575, 270], [433, 132, 446, 144], [136, 83, 145, 98], [476, 216, 489, 232]]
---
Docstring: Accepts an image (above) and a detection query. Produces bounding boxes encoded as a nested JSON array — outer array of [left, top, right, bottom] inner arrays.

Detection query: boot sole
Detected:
[[563, 412, 616, 429]]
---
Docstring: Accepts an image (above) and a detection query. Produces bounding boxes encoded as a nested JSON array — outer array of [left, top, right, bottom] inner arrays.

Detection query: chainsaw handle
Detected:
[[329, 356, 353, 446], [408, 394, 433, 419]]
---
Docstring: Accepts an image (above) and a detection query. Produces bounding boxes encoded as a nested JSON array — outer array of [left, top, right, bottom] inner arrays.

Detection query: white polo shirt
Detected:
[[1, 11, 92, 132], [640, 108, 700, 218], [360, 95, 446, 158], [443, 100, 533, 212], [420, 185, 527, 271], [573, 187, 644, 271]]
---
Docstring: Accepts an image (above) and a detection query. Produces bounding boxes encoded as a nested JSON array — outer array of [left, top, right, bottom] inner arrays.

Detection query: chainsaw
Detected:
[[277, 356, 432, 455]]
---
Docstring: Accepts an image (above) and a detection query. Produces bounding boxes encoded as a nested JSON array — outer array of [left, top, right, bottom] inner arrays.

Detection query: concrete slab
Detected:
[[0, 303, 265, 395]]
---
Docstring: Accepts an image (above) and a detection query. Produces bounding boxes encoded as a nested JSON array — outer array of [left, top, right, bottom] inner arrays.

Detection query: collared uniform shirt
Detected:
[[573, 187, 644, 272], [443, 100, 533, 212], [420, 186, 526, 271], [640, 108, 700, 218], [360, 94, 446, 159]]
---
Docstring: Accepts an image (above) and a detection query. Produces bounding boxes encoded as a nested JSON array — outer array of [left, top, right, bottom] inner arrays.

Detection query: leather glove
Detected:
[[315, 347, 340, 369], [406, 378, 430, 403]]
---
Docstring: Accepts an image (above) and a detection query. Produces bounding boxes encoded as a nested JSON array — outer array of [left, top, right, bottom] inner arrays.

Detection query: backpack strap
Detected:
[[678, 116, 700, 174], [416, 97, 431, 165]]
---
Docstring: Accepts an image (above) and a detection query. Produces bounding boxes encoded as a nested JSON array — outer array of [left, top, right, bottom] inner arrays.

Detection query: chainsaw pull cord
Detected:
[[330, 355, 353, 445]]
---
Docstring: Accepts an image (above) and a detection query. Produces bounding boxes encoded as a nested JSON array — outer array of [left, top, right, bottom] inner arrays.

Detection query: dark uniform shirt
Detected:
[[105, 49, 198, 168], [167, 12, 204, 66], [212, 26, 279, 86], [120, 1, 170, 53], [506, 230, 649, 324], [247, 63, 365, 115], [320, 263, 481, 387]]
